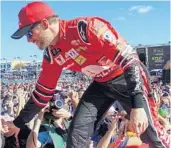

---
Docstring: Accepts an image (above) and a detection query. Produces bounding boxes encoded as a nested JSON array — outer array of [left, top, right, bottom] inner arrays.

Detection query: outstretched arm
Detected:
[[26, 107, 47, 148], [6, 48, 62, 136]]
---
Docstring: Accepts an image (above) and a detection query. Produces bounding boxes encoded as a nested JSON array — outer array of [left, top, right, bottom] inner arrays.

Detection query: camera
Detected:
[[50, 93, 65, 109], [44, 91, 65, 122]]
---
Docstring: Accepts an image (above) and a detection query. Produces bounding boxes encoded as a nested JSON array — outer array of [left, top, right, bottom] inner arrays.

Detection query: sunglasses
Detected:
[[25, 22, 40, 39]]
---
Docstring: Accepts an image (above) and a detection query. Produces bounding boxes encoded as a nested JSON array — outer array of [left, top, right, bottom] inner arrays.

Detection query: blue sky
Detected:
[[1, 1, 170, 61]]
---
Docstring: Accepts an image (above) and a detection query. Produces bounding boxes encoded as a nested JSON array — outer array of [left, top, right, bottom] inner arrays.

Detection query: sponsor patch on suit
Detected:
[[51, 48, 61, 56]]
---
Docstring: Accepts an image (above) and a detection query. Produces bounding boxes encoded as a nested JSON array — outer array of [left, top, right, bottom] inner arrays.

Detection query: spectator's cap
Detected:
[[11, 2, 56, 39], [162, 90, 169, 96], [158, 108, 168, 117]]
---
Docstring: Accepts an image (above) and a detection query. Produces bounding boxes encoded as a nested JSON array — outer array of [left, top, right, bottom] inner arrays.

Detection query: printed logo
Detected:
[[81, 65, 110, 77], [80, 27, 87, 41], [43, 48, 51, 63], [51, 48, 61, 56], [103, 30, 116, 44], [18, 21, 22, 27], [96, 26, 108, 37], [94, 20, 106, 32], [54, 54, 66, 65], [97, 56, 112, 66], [76, 46, 87, 52], [67, 48, 79, 59], [75, 55, 87, 65], [78, 20, 89, 43], [71, 40, 81, 46], [81, 64, 118, 78], [68, 25, 77, 29]]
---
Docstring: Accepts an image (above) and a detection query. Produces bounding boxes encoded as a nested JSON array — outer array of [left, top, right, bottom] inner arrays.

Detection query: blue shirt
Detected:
[[38, 131, 53, 145]]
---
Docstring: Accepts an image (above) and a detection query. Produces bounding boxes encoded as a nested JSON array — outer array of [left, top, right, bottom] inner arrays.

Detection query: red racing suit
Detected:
[[13, 17, 146, 128]]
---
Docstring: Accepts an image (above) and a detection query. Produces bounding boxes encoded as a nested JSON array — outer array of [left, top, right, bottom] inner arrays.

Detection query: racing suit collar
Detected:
[[49, 20, 66, 49], [56, 20, 66, 46]]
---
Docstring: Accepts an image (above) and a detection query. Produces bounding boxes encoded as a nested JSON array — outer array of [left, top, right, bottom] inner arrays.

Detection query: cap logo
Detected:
[[18, 21, 22, 27]]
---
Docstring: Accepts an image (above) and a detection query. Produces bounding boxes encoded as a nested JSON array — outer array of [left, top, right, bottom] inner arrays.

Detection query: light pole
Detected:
[[2, 58, 7, 72], [17, 57, 22, 73], [30, 55, 35, 67], [0, 59, 4, 72], [33, 55, 37, 78], [13, 57, 17, 70], [30, 55, 37, 78]]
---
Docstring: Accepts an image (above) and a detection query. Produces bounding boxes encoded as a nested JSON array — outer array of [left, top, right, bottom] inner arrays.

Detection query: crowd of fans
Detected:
[[0, 70, 171, 148]]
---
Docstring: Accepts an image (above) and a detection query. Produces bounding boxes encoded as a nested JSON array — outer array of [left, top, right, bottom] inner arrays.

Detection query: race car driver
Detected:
[[7, 1, 166, 148]]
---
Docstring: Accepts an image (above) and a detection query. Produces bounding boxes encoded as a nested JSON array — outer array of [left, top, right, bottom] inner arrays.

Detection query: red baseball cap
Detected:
[[11, 1, 56, 39]]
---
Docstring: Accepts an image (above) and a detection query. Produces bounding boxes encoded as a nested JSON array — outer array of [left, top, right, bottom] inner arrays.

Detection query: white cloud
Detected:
[[129, 5, 153, 13]]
